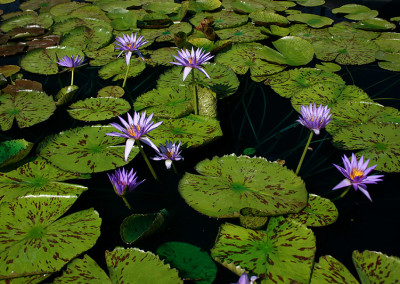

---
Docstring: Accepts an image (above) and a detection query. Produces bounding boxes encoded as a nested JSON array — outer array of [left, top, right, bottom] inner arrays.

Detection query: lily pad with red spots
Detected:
[[0, 195, 101, 280], [211, 217, 316, 282], [289, 24, 331, 43], [97, 86, 125, 98], [310, 255, 359, 284], [178, 154, 308, 218], [0, 139, 33, 169], [38, 125, 139, 173]]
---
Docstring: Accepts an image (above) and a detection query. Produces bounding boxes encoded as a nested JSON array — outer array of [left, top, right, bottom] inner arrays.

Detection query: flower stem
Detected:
[[191, 70, 198, 115], [295, 131, 314, 175], [136, 140, 158, 181], [70, 68, 75, 86], [122, 60, 131, 88], [331, 186, 351, 201], [171, 161, 178, 175], [121, 196, 133, 210]]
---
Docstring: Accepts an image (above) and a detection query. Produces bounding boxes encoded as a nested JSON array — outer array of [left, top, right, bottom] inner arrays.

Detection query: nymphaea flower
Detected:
[[56, 55, 85, 68], [107, 167, 145, 197], [333, 153, 384, 201], [152, 141, 183, 169], [231, 272, 258, 284], [170, 47, 214, 81], [115, 33, 148, 66], [297, 103, 332, 135], [106, 111, 162, 161]]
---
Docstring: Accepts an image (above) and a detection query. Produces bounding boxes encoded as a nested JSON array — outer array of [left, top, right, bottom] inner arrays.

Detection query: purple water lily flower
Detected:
[[170, 47, 214, 81], [297, 103, 332, 135], [106, 111, 163, 161], [107, 167, 145, 196], [231, 272, 258, 284], [152, 141, 184, 169], [56, 55, 85, 68], [333, 153, 384, 201], [114, 33, 148, 66]]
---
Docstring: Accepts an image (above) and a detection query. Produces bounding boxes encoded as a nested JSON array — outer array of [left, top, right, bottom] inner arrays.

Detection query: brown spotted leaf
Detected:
[[311, 255, 359, 284]]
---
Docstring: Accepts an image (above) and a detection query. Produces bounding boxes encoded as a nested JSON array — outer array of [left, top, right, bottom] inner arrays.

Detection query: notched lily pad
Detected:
[[0, 139, 33, 168], [310, 255, 359, 284], [286, 13, 333, 28], [97, 86, 125, 98], [178, 154, 308, 218]]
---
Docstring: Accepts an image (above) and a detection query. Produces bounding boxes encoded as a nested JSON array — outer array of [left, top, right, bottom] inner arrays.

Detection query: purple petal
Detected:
[[332, 179, 352, 190], [125, 138, 135, 161]]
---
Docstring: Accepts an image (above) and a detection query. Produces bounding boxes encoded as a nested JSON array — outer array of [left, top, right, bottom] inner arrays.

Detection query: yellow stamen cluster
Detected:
[[128, 125, 141, 137], [188, 57, 193, 64], [350, 169, 364, 180]]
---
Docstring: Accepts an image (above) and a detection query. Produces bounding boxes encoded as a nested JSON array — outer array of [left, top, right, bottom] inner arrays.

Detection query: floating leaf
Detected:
[[0, 139, 33, 169], [179, 154, 308, 218], [120, 209, 167, 244], [310, 255, 359, 284], [333, 122, 400, 173], [288, 194, 338, 227], [149, 47, 177, 66], [55, 85, 79, 106], [261, 25, 290, 37], [20, 46, 85, 75], [0, 14, 53, 33], [134, 86, 192, 119], [295, 0, 325, 7], [68, 97, 131, 122], [211, 218, 316, 282], [157, 242, 217, 284], [0, 195, 101, 279], [157, 63, 239, 99], [97, 86, 125, 98], [328, 21, 380, 40], [19, 0, 69, 12], [0, 65, 20, 78], [249, 11, 289, 26], [230, 0, 264, 14], [38, 125, 139, 173], [190, 11, 248, 30], [239, 208, 269, 229], [0, 157, 88, 204], [264, 67, 345, 98], [287, 13, 333, 28], [289, 24, 331, 43], [216, 23, 268, 43], [150, 115, 222, 148], [86, 44, 116, 67], [106, 247, 183, 284], [315, 62, 341, 72], [355, 18, 396, 31], [98, 58, 146, 81], [0, 90, 56, 131], [189, 0, 222, 12], [198, 86, 217, 117], [143, 1, 181, 14], [332, 4, 378, 21]]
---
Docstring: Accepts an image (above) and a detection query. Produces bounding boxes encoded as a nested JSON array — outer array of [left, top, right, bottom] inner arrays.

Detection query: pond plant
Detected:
[[0, 0, 400, 283]]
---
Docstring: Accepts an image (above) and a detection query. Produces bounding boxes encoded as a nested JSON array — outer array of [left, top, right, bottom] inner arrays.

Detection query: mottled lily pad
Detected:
[[211, 217, 316, 281], [355, 18, 396, 31], [178, 154, 308, 218], [141, 22, 192, 43], [190, 11, 248, 30], [315, 62, 341, 72], [38, 125, 139, 173], [86, 44, 116, 67], [98, 58, 146, 81], [264, 67, 345, 98], [157, 63, 239, 99], [19, 0, 69, 12], [289, 24, 331, 43], [287, 13, 333, 28], [0, 65, 20, 78], [0, 14, 53, 33], [188, 38, 232, 54], [68, 97, 131, 122], [20, 46, 85, 75], [97, 86, 125, 98], [150, 115, 222, 148], [0, 90, 56, 131], [55, 85, 79, 106], [134, 86, 192, 119], [288, 194, 338, 227], [249, 11, 289, 26], [157, 242, 217, 284], [120, 209, 167, 244], [333, 122, 400, 173], [310, 255, 359, 284], [0, 157, 88, 204], [216, 23, 268, 43], [149, 47, 177, 66], [0, 139, 33, 168], [329, 21, 380, 40], [326, 101, 400, 135], [0, 195, 101, 279], [106, 247, 183, 284]]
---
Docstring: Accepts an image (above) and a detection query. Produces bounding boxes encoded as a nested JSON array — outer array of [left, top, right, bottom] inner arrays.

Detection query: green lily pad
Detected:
[[287, 13, 333, 28], [190, 11, 248, 30], [137, 12, 172, 29], [328, 21, 380, 40], [0, 14, 53, 33], [189, 0, 222, 12], [239, 208, 269, 229], [0, 157, 88, 204], [19, 0, 69, 12], [258, 0, 296, 12], [0, 65, 20, 78], [20, 46, 85, 75], [157, 242, 217, 284], [157, 63, 239, 99], [290, 83, 373, 113], [178, 154, 308, 218], [374, 38, 400, 53], [295, 0, 325, 7], [109, 9, 138, 31], [105, 247, 183, 284], [315, 62, 341, 72], [94, 0, 141, 12], [0, 90, 56, 131], [288, 194, 338, 227], [150, 115, 222, 148], [60, 25, 113, 53], [230, 0, 264, 14], [355, 18, 396, 31], [97, 86, 125, 98], [0, 273, 49, 283], [333, 122, 400, 173], [261, 25, 290, 37], [98, 58, 146, 81], [0, 195, 101, 279], [53, 255, 112, 283], [120, 209, 167, 244], [68, 97, 131, 122], [0, 139, 33, 168], [377, 60, 400, 72], [134, 86, 192, 119], [69, 5, 110, 22], [264, 67, 345, 98], [249, 11, 289, 26], [149, 47, 177, 66], [310, 255, 359, 284], [332, 4, 379, 21], [312, 37, 379, 65], [188, 38, 232, 54], [55, 85, 79, 106], [289, 24, 331, 43], [143, 1, 181, 14], [49, 2, 88, 16], [326, 101, 400, 135], [38, 125, 139, 173], [211, 217, 316, 281], [216, 23, 268, 43], [352, 250, 400, 283], [86, 44, 116, 67], [198, 86, 217, 117]]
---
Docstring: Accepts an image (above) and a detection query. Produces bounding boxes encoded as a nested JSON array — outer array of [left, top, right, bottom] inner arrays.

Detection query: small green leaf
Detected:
[[97, 86, 125, 98], [0, 139, 33, 168], [55, 85, 79, 106]]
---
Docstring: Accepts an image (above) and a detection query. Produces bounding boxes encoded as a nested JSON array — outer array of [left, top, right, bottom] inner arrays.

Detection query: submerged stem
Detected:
[[122, 60, 131, 88], [191, 70, 198, 115], [295, 131, 314, 175], [136, 140, 158, 181]]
